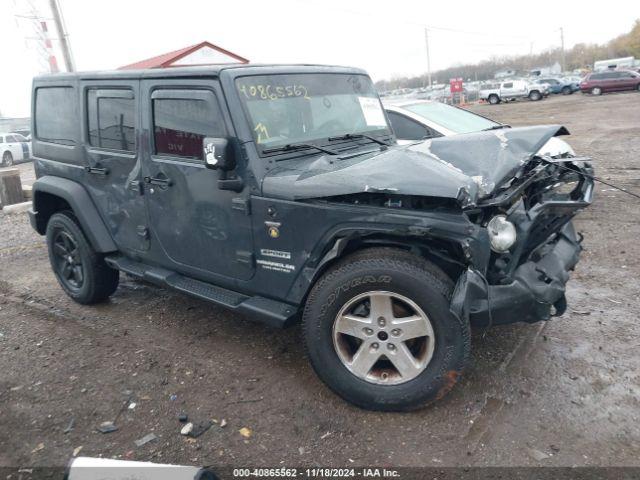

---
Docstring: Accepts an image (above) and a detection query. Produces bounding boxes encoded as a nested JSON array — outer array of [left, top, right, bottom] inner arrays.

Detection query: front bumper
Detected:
[[451, 222, 582, 327]]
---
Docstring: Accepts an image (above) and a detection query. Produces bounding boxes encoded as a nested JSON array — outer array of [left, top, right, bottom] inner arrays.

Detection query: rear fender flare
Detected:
[[31, 176, 117, 253]]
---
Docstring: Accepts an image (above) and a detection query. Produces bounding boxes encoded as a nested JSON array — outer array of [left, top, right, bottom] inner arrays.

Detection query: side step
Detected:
[[105, 255, 297, 328]]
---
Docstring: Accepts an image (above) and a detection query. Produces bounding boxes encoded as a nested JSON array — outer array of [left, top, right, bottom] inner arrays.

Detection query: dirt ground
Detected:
[[1, 92, 639, 470]]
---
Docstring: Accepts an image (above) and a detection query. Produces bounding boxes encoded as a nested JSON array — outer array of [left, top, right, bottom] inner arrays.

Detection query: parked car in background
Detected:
[[580, 70, 640, 95], [533, 77, 579, 95], [563, 75, 584, 85], [383, 99, 575, 157], [1, 132, 31, 166], [479, 80, 548, 104], [12, 129, 32, 141]]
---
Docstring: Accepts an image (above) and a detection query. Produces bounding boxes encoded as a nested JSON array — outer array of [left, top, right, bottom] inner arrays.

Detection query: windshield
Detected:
[[236, 74, 389, 149], [404, 102, 499, 134]]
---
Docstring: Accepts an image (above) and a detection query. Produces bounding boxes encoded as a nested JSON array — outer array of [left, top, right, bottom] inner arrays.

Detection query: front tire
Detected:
[[592, 86, 602, 95], [529, 90, 542, 101], [488, 94, 500, 105], [302, 248, 470, 411], [2, 151, 13, 167], [561, 86, 571, 95], [46, 211, 119, 304]]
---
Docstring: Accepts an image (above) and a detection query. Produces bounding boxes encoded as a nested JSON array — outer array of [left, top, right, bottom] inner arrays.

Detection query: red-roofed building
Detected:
[[119, 41, 249, 70]]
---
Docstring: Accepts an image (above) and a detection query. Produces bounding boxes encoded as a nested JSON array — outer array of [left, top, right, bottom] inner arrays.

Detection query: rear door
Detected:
[[140, 78, 254, 281], [500, 82, 515, 97], [81, 80, 149, 253], [12, 133, 31, 159]]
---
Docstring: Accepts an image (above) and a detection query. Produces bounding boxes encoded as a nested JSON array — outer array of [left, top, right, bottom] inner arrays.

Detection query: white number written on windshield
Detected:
[[238, 83, 311, 100]]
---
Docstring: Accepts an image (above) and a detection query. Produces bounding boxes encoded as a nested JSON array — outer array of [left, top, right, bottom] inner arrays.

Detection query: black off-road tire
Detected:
[[46, 211, 119, 304], [302, 248, 470, 411]]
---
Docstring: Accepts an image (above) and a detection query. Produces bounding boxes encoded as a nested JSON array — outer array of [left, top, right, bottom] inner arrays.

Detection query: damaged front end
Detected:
[[451, 152, 594, 326], [262, 124, 593, 326]]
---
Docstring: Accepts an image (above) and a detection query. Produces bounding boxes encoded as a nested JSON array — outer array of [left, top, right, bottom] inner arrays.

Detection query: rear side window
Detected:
[[152, 91, 225, 160], [387, 111, 430, 141], [87, 89, 136, 152], [35, 87, 76, 145]]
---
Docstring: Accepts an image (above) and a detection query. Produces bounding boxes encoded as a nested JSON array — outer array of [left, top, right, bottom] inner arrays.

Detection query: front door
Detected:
[[617, 71, 637, 91], [81, 81, 149, 253], [140, 79, 254, 282]]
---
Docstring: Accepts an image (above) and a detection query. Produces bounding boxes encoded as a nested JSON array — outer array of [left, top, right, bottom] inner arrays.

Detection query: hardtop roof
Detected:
[[33, 64, 368, 83]]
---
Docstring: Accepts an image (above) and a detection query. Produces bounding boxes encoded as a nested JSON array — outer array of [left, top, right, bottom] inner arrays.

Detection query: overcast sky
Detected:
[[1, 0, 636, 117]]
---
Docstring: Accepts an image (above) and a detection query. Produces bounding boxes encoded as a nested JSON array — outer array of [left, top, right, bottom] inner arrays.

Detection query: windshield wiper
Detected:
[[482, 124, 511, 131], [262, 142, 338, 156], [328, 133, 391, 147]]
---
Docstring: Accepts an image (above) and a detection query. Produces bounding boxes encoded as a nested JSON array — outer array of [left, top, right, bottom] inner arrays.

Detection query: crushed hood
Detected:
[[261, 125, 569, 206]]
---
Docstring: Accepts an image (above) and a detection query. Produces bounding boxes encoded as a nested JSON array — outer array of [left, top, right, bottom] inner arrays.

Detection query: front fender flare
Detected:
[[31, 176, 117, 253]]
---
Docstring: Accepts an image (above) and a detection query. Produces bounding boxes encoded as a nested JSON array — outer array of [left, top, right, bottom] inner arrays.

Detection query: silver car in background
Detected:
[[384, 100, 574, 157]]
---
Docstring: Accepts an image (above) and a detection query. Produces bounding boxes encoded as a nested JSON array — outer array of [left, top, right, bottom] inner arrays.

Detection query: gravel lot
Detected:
[[1, 92, 639, 470]]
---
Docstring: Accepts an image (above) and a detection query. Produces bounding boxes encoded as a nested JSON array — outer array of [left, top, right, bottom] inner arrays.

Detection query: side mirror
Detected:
[[203, 137, 235, 171]]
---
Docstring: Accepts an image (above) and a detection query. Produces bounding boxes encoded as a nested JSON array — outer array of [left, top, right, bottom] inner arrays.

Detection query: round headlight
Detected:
[[487, 215, 517, 253]]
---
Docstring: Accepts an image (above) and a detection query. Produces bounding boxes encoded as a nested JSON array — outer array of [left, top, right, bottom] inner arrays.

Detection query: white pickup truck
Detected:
[[479, 80, 548, 104]]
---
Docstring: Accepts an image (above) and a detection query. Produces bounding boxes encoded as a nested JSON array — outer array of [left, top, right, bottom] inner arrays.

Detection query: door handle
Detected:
[[85, 166, 109, 176], [143, 175, 172, 187]]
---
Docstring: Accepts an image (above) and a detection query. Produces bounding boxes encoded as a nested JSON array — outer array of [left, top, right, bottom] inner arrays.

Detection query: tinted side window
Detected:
[[35, 87, 76, 145], [152, 91, 225, 160], [87, 89, 136, 151], [6, 135, 16, 142], [387, 111, 429, 141]]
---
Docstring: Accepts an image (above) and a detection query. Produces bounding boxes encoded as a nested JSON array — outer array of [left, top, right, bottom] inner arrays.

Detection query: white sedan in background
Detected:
[[384, 100, 574, 157], [1, 133, 31, 166]]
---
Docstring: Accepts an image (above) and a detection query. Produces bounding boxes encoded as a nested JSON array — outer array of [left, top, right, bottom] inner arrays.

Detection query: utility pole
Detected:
[[49, 0, 75, 72], [559, 27, 565, 73], [424, 27, 432, 89]]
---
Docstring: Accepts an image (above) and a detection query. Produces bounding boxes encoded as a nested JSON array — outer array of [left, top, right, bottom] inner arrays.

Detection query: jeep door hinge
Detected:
[[232, 197, 251, 215]]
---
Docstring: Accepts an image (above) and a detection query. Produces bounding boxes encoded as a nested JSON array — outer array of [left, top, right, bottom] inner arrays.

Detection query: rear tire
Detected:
[[528, 90, 542, 101], [592, 86, 602, 96], [302, 248, 470, 411], [488, 94, 500, 105], [2, 151, 13, 167], [46, 211, 119, 304]]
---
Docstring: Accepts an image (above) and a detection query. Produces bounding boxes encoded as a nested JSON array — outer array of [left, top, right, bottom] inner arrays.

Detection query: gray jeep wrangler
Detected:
[[29, 65, 593, 410]]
